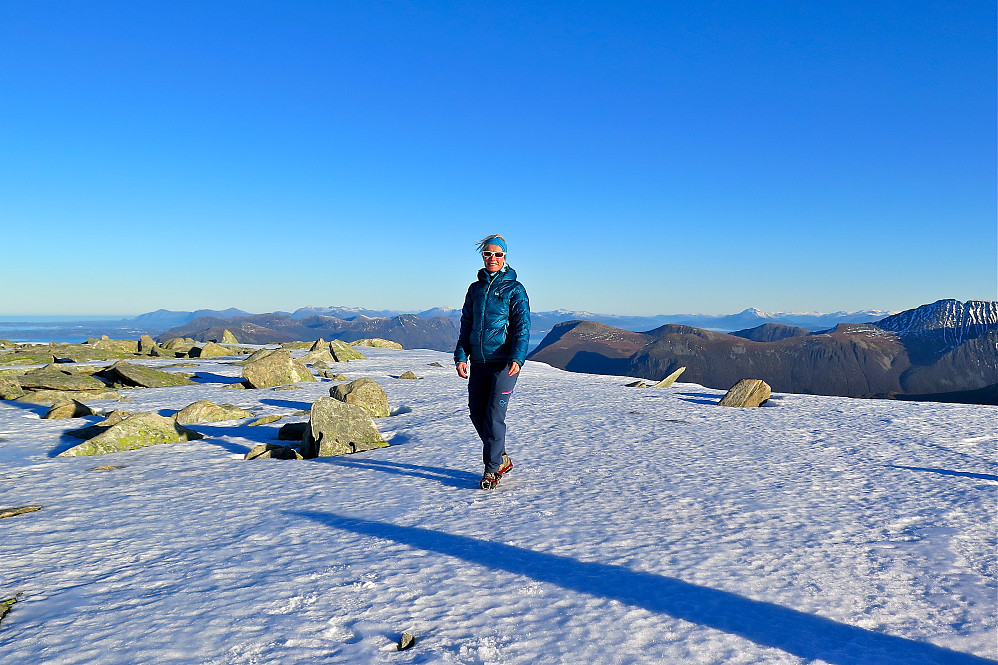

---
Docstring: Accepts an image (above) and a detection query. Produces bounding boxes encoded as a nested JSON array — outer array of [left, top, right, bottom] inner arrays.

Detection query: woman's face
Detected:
[[482, 243, 505, 272]]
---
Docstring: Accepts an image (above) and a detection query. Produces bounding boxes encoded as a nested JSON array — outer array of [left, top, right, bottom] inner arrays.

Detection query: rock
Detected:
[[66, 410, 131, 439], [18, 389, 123, 405], [653, 367, 686, 388], [49, 345, 123, 363], [43, 400, 96, 419], [330, 377, 390, 417], [222, 382, 247, 390], [311, 360, 330, 370], [301, 396, 388, 458], [0, 505, 41, 519], [397, 632, 416, 651], [87, 336, 139, 353], [99, 361, 195, 388], [19, 366, 107, 391], [0, 340, 17, 349], [221, 329, 239, 344], [148, 345, 177, 358], [189, 341, 232, 358], [320, 371, 350, 381], [299, 347, 335, 365], [0, 375, 24, 400], [718, 379, 772, 407], [139, 334, 158, 354], [398, 371, 419, 379], [244, 443, 302, 460], [243, 348, 277, 364], [242, 348, 315, 388], [277, 422, 309, 441], [330, 339, 366, 362], [58, 412, 204, 456], [352, 338, 403, 350], [174, 400, 254, 424], [161, 338, 193, 351], [625, 380, 647, 388], [427, 362, 444, 367], [247, 415, 283, 426], [0, 349, 57, 365], [308, 338, 327, 351]]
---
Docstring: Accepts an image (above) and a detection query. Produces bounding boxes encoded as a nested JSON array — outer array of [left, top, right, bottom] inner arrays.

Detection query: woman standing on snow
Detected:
[[455, 234, 531, 490]]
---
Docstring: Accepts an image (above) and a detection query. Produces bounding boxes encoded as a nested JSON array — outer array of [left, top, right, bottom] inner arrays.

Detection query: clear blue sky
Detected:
[[1, 1, 994, 316]]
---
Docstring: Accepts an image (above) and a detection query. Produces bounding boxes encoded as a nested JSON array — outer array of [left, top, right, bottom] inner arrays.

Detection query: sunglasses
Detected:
[[482, 251, 505, 259]]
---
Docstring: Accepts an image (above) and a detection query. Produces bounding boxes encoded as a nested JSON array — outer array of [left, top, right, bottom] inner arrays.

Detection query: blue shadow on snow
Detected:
[[889, 465, 998, 483], [313, 457, 479, 489], [288, 510, 997, 665]]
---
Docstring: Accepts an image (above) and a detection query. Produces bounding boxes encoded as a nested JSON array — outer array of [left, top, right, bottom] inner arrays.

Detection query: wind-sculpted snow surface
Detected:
[[0, 348, 995, 664]]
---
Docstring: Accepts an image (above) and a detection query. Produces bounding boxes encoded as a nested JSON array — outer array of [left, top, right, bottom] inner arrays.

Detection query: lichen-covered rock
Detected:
[[330, 339, 366, 362], [19, 366, 107, 391], [139, 334, 158, 354], [308, 339, 327, 351], [299, 347, 335, 365], [247, 415, 283, 426], [174, 400, 254, 424], [66, 410, 131, 439], [242, 348, 315, 388], [43, 400, 96, 419], [0, 349, 57, 365], [301, 396, 387, 458], [99, 361, 195, 388], [221, 329, 239, 344], [244, 443, 302, 460], [653, 367, 686, 388], [718, 379, 772, 407], [625, 380, 647, 388], [277, 421, 309, 441], [319, 371, 349, 381], [0, 375, 24, 400], [87, 336, 140, 353], [398, 371, 419, 379], [189, 341, 232, 358], [351, 338, 403, 350], [161, 338, 193, 352], [57, 412, 203, 456], [18, 389, 123, 405], [329, 377, 390, 417]]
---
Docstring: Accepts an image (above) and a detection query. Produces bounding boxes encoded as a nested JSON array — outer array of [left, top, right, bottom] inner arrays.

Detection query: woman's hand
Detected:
[[456, 362, 469, 379], [508, 362, 521, 376]]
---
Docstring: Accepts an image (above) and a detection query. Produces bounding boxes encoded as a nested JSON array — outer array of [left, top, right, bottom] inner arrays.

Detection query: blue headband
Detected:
[[482, 237, 507, 253]]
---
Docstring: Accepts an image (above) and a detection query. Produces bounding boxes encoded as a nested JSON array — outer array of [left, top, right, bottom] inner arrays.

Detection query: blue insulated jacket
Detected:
[[454, 266, 531, 366]]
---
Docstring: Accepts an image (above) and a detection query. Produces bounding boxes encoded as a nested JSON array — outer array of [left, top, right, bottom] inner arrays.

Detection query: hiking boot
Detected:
[[497, 454, 513, 477], [480, 471, 499, 490]]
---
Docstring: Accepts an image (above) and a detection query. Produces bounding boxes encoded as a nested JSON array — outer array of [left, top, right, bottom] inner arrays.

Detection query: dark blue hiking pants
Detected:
[[468, 361, 519, 473]]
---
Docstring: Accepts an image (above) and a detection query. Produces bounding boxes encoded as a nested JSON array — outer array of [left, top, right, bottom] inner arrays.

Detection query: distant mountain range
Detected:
[[527, 299, 998, 405]]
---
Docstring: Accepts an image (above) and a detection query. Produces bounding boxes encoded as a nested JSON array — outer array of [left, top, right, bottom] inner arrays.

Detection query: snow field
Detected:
[[0, 347, 995, 664]]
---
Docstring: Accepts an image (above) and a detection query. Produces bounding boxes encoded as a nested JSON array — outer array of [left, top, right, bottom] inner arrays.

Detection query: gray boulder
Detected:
[[100, 361, 195, 388], [66, 410, 131, 439], [189, 341, 231, 358], [19, 366, 107, 392], [43, 400, 96, 419], [174, 400, 254, 424], [242, 349, 315, 388], [244, 443, 302, 460], [398, 371, 419, 379], [278, 422, 309, 441], [352, 338, 403, 350], [653, 367, 686, 388], [139, 334, 159, 354], [57, 412, 204, 456], [299, 347, 335, 365], [330, 339, 366, 362], [221, 329, 239, 344], [330, 377, 390, 417], [18, 389, 124, 405], [301, 396, 387, 458], [0, 375, 24, 400], [87, 336, 140, 353], [718, 379, 772, 407]]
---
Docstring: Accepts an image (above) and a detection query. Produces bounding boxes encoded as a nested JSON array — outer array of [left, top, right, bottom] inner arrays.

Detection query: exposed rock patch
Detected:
[[58, 412, 204, 456], [330, 377, 390, 417], [174, 400, 254, 424], [99, 361, 195, 388], [718, 379, 772, 407], [242, 349, 315, 388], [43, 400, 96, 419]]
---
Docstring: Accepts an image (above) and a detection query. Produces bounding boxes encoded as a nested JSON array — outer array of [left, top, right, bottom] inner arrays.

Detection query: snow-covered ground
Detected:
[[0, 347, 995, 664]]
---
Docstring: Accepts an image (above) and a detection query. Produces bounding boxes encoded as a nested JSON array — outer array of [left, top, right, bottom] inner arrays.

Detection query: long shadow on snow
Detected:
[[259, 398, 313, 411], [889, 465, 998, 483], [313, 458, 479, 489], [289, 510, 997, 665], [674, 391, 718, 406]]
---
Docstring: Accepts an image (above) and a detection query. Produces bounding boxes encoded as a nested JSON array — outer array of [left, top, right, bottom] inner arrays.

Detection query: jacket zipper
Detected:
[[479, 271, 500, 362]]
